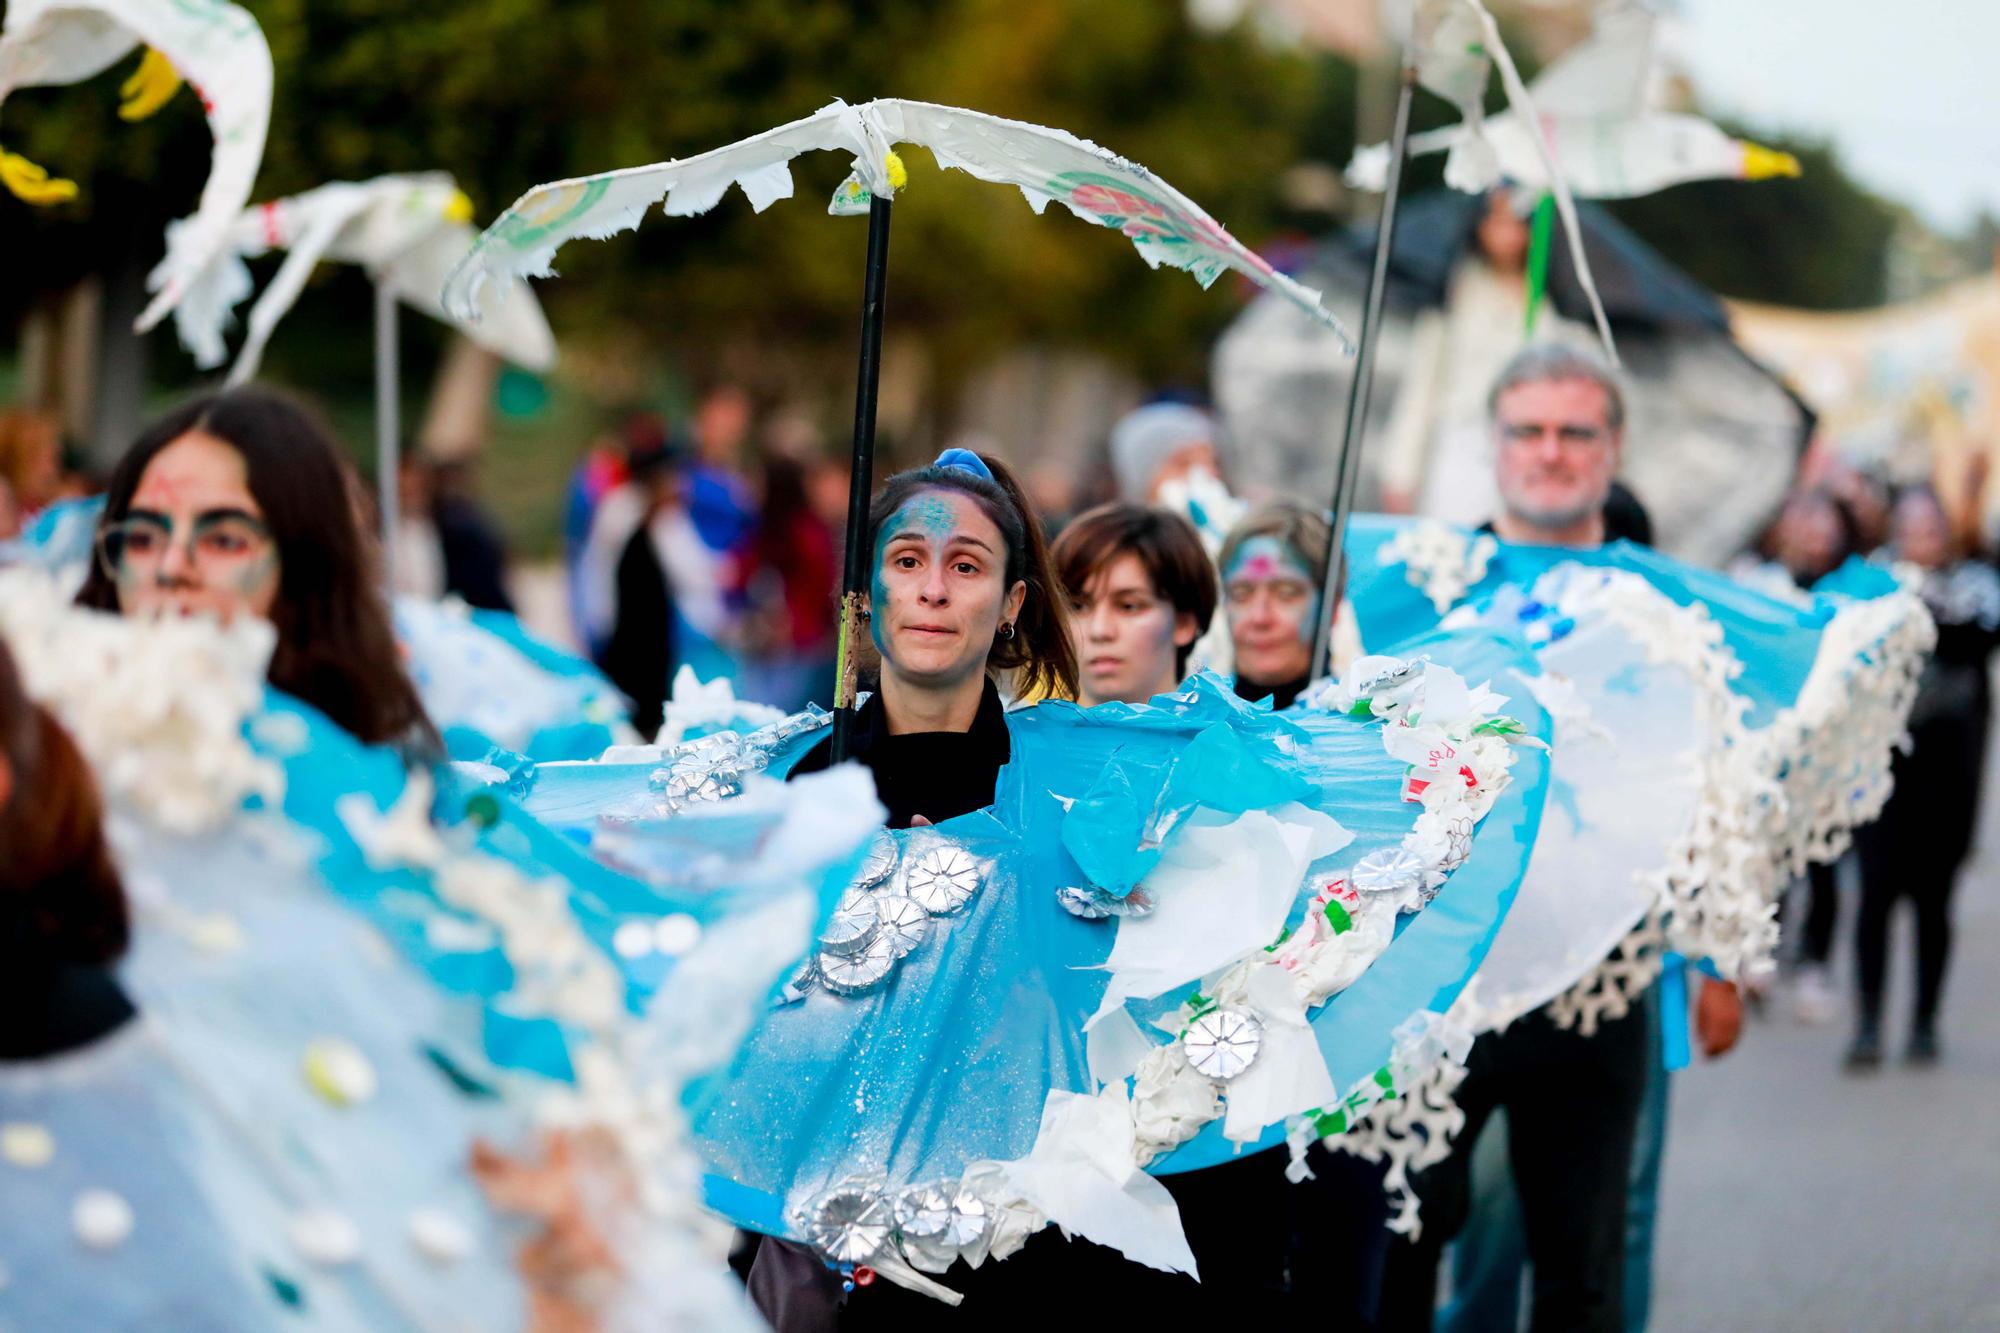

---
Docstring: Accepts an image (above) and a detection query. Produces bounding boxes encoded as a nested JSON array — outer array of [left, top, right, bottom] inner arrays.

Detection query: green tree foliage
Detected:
[[0, 0, 1320, 387]]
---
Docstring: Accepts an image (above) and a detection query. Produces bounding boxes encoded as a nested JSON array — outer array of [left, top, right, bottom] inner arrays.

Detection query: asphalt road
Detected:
[[1652, 808, 2000, 1330]]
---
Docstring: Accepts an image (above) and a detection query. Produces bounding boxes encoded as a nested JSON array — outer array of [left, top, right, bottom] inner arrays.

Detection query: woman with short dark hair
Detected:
[[1051, 502, 1215, 706]]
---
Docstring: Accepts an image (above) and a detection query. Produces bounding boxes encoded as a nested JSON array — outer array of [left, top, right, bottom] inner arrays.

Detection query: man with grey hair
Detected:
[[1380, 341, 1739, 1333], [1487, 341, 1627, 547]]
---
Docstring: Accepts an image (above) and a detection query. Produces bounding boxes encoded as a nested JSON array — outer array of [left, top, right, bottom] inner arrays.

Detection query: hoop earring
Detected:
[[998, 622, 1016, 641]]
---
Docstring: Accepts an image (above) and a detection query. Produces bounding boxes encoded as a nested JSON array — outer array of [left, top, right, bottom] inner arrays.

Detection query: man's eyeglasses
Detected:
[[1498, 421, 1611, 451], [95, 511, 274, 584]]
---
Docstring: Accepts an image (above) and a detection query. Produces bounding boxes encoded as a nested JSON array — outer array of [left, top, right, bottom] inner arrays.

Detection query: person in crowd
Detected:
[[577, 412, 670, 663], [74, 386, 435, 753], [735, 450, 838, 712], [1199, 498, 1398, 1319], [1729, 488, 1860, 1022], [598, 440, 686, 739], [1107, 402, 1224, 505], [1846, 484, 2000, 1068], [0, 407, 65, 532], [687, 381, 758, 555], [1050, 502, 1214, 707], [1218, 501, 1334, 710], [1380, 342, 1740, 1333], [426, 458, 516, 613], [391, 453, 448, 601], [0, 635, 133, 1061], [563, 420, 635, 655]]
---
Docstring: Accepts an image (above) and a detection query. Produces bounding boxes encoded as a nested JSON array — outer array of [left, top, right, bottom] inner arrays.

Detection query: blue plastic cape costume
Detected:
[[513, 634, 1552, 1288], [0, 574, 875, 1331], [1350, 516, 1929, 1003]]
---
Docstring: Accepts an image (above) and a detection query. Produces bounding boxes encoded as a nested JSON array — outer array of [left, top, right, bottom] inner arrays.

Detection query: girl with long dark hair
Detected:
[[76, 386, 434, 750]]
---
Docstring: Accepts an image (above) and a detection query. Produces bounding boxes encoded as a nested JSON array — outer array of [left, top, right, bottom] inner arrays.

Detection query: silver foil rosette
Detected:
[[818, 932, 899, 996], [806, 1183, 893, 1265], [1351, 845, 1428, 900], [1055, 885, 1157, 921], [891, 1180, 994, 1273], [818, 890, 882, 957], [903, 845, 984, 915], [869, 893, 930, 957], [853, 830, 900, 891], [1184, 1007, 1263, 1081], [648, 732, 750, 813]]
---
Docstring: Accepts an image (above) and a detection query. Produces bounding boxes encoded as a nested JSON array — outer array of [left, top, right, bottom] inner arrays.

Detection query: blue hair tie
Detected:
[[932, 447, 995, 483]]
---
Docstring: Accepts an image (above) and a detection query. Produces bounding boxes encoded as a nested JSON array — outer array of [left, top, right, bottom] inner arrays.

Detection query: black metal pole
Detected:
[[1310, 61, 1417, 682], [830, 195, 893, 763]]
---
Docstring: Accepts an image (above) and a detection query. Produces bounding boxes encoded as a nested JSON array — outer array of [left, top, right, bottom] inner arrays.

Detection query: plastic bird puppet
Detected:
[[164, 172, 559, 378], [443, 97, 1353, 348], [1357, 5, 1801, 201], [0, 0, 272, 338]]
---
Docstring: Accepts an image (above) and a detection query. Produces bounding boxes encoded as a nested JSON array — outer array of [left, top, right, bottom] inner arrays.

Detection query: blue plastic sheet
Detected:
[[669, 645, 1552, 1239]]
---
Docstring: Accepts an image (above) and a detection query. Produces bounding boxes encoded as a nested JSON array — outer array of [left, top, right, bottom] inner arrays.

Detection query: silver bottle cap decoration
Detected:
[[1184, 1007, 1263, 1081], [870, 893, 930, 957], [818, 931, 899, 996], [854, 831, 899, 890], [773, 957, 817, 1006], [1351, 845, 1427, 898], [1058, 885, 1157, 920], [904, 845, 983, 916], [893, 1183, 956, 1239], [1056, 886, 1113, 920], [818, 890, 882, 957], [806, 1185, 892, 1265], [942, 1185, 992, 1248]]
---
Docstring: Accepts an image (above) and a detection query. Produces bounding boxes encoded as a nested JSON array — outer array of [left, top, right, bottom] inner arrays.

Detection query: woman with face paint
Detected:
[[786, 448, 1076, 828], [1051, 503, 1214, 707], [76, 387, 435, 752], [1220, 502, 1334, 711]]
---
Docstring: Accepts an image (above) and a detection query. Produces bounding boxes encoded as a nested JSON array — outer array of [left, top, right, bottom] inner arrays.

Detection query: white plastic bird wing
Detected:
[[0, 0, 134, 94], [1464, 0, 1616, 364], [223, 185, 383, 384], [444, 98, 1352, 348], [1348, 0, 1617, 363], [79, 0, 274, 336], [1523, 4, 1656, 120], [385, 222, 557, 372], [441, 100, 862, 320], [203, 173, 553, 379], [1473, 112, 1758, 200]]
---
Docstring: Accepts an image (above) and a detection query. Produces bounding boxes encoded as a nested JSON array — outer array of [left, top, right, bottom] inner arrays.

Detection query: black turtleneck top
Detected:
[[787, 678, 1011, 828], [1233, 672, 1310, 713]]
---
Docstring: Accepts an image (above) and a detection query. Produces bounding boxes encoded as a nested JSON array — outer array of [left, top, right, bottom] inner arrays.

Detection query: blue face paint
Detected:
[[870, 489, 985, 659], [1223, 535, 1321, 670]]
